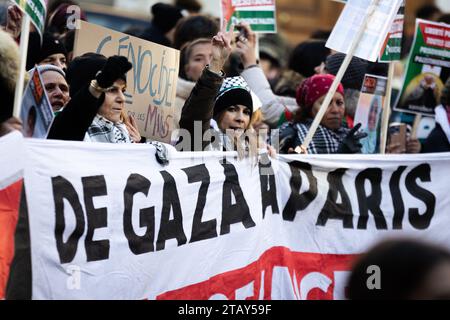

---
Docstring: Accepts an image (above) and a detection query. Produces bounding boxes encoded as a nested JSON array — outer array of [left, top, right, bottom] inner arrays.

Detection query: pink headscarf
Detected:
[[296, 74, 344, 110]]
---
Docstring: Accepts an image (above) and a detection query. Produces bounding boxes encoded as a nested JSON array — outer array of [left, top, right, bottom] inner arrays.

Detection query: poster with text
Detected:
[[395, 19, 450, 116], [74, 21, 180, 143]]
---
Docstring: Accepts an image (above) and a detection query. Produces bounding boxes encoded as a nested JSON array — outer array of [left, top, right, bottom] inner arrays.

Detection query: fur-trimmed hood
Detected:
[[0, 29, 20, 123]]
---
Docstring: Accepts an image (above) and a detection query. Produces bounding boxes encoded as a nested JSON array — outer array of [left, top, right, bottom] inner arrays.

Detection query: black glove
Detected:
[[95, 55, 132, 89], [337, 123, 368, 154]]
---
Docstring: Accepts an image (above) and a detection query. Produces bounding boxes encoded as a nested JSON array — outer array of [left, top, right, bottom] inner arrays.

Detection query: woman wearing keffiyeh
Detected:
[[279, 74, 367, 154], [47, 53, 169, 165]]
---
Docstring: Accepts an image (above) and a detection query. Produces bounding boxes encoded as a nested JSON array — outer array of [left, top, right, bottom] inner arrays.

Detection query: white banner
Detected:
[[0, 131, 26, 189], [19, 138, 450, 299]]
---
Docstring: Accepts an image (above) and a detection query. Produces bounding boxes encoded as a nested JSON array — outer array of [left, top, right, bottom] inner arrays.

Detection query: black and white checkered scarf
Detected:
[[85, 115, 132, 144], [280, 120, 349, 154]]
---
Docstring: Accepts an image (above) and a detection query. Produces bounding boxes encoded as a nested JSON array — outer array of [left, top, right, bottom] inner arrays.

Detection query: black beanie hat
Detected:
[[26, 32, 67, 70], [66, 53, 107, 97], [288, 40, 330, 78], [325, 53, 369, 90], [151, 3, 184, 34], [214, 76, 253, 121]]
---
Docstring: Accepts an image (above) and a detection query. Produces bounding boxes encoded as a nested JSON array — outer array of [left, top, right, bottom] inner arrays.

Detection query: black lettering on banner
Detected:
[[406, 164, 436, 229], [220, 163, 256, 235], [83, 176, 110, 262], [52, 176, 85, 264], [156, 171, 187, 250], [123, 174, 155, 255], [356, 168, 387, 230], [316, 168, 353, 228], [390, 166, 407, 229], [182, 165, 217, 243], [282, 161, 318, 221], [259, 154, 279, 218]]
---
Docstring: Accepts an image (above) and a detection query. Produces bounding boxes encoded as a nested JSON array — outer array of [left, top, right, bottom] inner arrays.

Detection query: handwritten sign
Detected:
[[74, 21, 180, 143]]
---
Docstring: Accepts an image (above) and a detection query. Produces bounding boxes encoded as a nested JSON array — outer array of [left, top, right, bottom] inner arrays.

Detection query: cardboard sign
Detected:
[[20, 68, 54, 138], [379, 1, 404, 62], [354, 74, 388, 154], [326, 0, 403, 62], [221, 0, 277, 33], [73, 21, 180, 143], [394, 19, 450, 116]]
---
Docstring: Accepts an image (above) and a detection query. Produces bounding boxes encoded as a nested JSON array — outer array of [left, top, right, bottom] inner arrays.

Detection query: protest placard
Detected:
[[73, 21, 180, 143], [8, 137, 448, 299], [354, 74, 388, 154], [221, 0, 277, 33], [394, 19, 450, 117], [326, 0, 402, 62], [379, 1, 404, 62], [12, 0, 47, 37], [19, 68, 54, 139]]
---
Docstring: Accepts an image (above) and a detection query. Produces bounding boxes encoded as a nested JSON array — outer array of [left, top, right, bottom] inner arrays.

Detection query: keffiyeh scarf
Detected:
[[85, 115, 132, 144]]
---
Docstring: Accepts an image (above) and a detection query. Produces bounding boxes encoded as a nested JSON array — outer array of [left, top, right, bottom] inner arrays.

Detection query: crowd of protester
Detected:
[[1, 0, 450, 300]]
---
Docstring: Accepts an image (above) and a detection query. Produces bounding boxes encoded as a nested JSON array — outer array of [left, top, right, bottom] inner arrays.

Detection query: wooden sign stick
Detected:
[[298, 0, 380, 153]]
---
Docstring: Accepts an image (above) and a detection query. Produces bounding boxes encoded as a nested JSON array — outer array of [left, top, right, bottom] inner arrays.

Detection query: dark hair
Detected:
[[310, 29, 331, 40], [288, 40, 330, 78], [173, 15, 219, 50], [347, 239, 450, 300], [416, 4, 441, 20], [175, 0, 202, 13], [438, 13, 450, 24]]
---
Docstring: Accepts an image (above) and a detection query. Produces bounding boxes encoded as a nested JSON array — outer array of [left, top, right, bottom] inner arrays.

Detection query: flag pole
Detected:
[[12, 14, 31, 119], [379, 61, 395, 154], [298, 0, 379, 153]]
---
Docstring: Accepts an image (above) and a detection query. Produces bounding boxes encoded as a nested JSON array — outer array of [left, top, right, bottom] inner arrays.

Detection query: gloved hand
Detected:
[[337, 123, 368, 154], [95, 55, 132, 89]]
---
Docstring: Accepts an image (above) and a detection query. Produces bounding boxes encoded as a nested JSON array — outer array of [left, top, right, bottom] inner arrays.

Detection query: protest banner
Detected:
[[354, 74, 388, 154], [12, 137, 450, 299], [20, 68, 54, 138], [0, 131, 26, 299], [394, 19, 450, 117], [326, 0, 402, 62], [378, 1, 404, 62], [73, 21, 180, 143], [221, 0, 277, 33]]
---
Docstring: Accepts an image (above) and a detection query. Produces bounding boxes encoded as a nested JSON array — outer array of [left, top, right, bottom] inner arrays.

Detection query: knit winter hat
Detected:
[[289, 40, 331, 78], [214, 76, 253, 120], [296, 74, 344, 110], [47, 3, 88, 35], [26, 32, 67, 70], [325, 53, 369, 90], [28, 64, 66, 78], [151, 3, 184, 34], [67, 53, 130, 97]]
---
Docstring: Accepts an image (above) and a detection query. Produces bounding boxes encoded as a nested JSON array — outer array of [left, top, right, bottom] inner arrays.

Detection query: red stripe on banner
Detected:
[[0, 180, 23, 299], [157, 246, 358, 300]]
